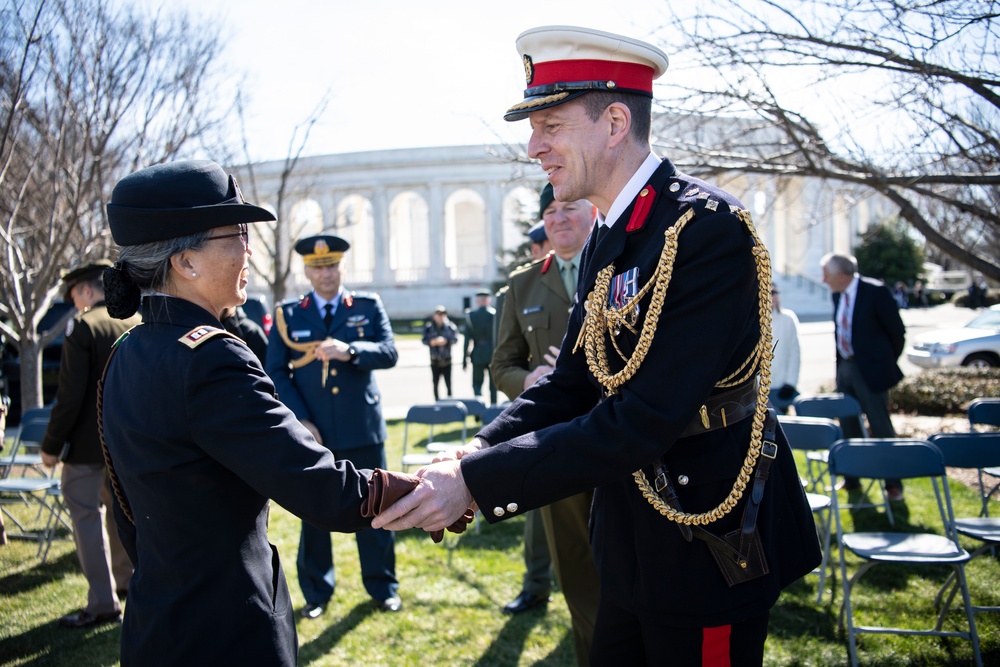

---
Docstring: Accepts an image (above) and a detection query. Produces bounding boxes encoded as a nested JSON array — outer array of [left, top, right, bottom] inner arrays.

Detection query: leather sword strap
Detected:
[[680, 378, 759, 438]]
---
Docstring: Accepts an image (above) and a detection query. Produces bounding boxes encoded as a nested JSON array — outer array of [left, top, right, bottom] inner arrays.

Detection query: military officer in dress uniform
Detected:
[[374, 26, 821, 666], [491, 183, 600, 665], [100, 160, 377, 666], [463, 290, 497, 405], [265, 235, 401, 617], [41, 260, 139, 629]]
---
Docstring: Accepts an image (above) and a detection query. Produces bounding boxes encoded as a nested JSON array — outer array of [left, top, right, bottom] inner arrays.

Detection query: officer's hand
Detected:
[[302, 420, 323, 446], [523, 364, 553, 392], [316, 338, 351, 362], [370, 459, 474, 533], [432, 438, 484, 463], [41, 452, 60, 468], [542, 345, 560, 366]]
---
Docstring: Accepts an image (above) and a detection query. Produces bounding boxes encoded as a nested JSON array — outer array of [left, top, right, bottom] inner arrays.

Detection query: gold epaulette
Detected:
[[178, 326, 240, 349]]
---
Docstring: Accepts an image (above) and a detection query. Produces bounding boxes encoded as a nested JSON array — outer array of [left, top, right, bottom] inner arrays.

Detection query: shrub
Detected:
[[891, 367, 1000, 415]]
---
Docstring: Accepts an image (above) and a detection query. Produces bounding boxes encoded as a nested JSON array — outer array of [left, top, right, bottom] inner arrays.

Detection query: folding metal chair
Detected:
[[829, 439, 981, 667], [437, 397, 486, 420], [0, 419, 50, 480], [927, 431, 1000, 617], [794, 393, 895, 525], [0, 420, 60, 547], [778, 415, 842, 603], [400, 403, 468, 471], [968, 398, 1000, 515]]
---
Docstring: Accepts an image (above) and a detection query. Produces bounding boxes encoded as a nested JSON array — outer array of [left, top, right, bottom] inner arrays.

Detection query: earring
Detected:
[[191, 272, 197, 277]]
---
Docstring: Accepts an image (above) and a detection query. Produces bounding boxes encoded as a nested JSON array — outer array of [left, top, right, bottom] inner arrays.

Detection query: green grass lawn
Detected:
[[2, 417, 999, 666]]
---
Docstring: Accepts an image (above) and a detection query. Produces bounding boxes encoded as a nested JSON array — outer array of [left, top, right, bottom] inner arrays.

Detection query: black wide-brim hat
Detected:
[[107, 160, 275, 246], [61, 259, 114, 299]]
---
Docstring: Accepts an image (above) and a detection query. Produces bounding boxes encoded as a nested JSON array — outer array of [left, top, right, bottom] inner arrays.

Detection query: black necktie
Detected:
[[595, 224, 609, 246], [323, 303, 333, 329]]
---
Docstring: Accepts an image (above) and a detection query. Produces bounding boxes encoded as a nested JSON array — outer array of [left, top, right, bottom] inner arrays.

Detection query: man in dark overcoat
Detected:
[[373, 25, 821, 666], [266, 235, 401, 617], [463, 290, 497, 405]]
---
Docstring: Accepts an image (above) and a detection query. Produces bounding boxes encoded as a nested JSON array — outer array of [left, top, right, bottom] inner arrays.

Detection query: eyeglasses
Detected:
[[205, 224, 249, 250]]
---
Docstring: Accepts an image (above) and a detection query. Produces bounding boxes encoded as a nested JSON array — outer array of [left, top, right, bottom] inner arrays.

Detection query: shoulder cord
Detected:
[[274, 306, 322, 369], [575, 208, 774, 526], [97, 330, 135, 525]]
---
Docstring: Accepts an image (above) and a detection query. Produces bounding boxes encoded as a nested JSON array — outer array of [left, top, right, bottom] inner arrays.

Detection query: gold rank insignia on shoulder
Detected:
[[179, 326, 232, 349], [705, 199, 719, 212]]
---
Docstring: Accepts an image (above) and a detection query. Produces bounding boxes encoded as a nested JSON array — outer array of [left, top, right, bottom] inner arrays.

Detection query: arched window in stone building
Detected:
[[444, 188, 487, 280], [337, 194, 375, 285], [389, 191, 430, 282], [502, 186, 541, 265]]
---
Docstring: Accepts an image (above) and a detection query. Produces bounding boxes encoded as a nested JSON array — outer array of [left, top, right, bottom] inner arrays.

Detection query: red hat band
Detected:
[[527, 58, 655, 96]]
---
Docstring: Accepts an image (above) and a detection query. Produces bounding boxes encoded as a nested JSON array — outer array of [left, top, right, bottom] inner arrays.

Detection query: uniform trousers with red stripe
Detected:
[[590, 596, 769, 666]]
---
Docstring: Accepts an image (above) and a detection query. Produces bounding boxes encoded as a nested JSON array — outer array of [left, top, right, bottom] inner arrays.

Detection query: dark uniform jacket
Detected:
[[463, 305, 495, 367], [102, 296, 372, 666], [41, 301, 139, 464], [266, 291, 398, 451], [833, 278, 906, 393], [491, 252, 572, 401], [221, 305, 268, 366], [463, 158, 821, 628]]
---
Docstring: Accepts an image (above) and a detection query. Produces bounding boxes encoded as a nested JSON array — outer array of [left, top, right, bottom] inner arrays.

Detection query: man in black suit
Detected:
[[821, 253, 907, 499], [374, 25, 820, 665]]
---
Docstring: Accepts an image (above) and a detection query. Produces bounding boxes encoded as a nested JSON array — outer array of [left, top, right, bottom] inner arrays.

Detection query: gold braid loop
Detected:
[[579, 206, 773, 526], [275, 305, 321, 368], [580, 209, 693, 395]]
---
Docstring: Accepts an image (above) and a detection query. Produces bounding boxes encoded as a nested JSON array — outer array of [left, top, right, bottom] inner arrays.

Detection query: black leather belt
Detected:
[[680, 378, 759, 438]]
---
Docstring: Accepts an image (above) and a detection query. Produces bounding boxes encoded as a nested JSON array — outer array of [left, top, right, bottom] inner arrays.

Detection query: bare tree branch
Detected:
[[663, 0, 1000, 280], [0, 0, 231, 415]]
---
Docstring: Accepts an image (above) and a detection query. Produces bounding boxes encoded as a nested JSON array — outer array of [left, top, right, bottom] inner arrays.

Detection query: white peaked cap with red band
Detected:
[[504, 25, 669, 122]]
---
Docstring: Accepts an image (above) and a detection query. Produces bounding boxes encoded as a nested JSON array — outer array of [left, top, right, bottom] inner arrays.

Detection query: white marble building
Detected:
[[233, 139, 895, 321]]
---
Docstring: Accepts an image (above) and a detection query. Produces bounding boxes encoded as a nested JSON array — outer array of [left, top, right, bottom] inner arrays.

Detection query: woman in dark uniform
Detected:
[[100, 160, 374, 666]]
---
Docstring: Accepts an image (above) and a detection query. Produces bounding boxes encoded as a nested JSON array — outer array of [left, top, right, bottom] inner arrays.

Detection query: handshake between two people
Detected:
[[365, 440, 484, 542]]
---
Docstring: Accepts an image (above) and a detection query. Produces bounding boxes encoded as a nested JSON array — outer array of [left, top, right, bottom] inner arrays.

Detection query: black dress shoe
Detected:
[[59, 609, 122, 629], [299, 603, 325, 619], [377, 595, 402, 613], [502, 591, 551, 615]]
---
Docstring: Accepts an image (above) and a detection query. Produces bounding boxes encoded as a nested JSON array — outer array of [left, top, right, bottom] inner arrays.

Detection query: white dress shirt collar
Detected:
[[600, 151, 662, 229]]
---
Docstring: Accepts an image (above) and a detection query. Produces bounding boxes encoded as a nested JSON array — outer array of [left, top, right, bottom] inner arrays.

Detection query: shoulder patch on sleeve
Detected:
[[178, 326, 240, 349]]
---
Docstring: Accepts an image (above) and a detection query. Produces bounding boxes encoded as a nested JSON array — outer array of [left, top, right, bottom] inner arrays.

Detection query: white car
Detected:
[[906, 305, 1000, 369]]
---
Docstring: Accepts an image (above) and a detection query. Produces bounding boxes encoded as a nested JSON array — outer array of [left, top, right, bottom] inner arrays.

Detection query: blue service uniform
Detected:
[[102, 296, 372, 666], [464, 158, 821, 641], [265, 289, 399, 606]]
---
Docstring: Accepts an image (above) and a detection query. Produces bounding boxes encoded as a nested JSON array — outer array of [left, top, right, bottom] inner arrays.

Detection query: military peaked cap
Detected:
[[295, 235, 350, 267], [505, 25, 669, 121]]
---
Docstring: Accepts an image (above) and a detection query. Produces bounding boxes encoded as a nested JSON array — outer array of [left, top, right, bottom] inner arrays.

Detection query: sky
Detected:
[[140, 0, 673, 162]]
